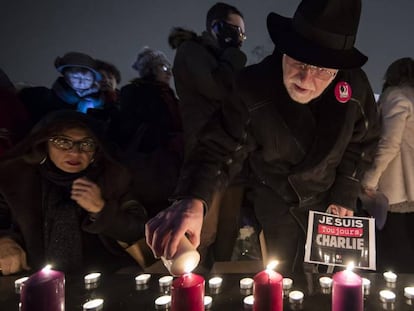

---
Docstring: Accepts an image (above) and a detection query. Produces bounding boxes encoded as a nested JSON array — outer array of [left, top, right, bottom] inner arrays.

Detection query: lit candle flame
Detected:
[[266, 260, 279, 271], [42, 264, 52, 272], [346, 262, 355, 272]]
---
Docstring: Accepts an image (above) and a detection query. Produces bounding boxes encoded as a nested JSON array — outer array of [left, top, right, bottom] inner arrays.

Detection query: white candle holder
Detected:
[[204, 295, 213, 309], [84, 272, 101, 284], [135, 273, 151, 285], [383, 271, 397, 283], [283, 278, 293, 290], [289, 290, 304, 304], [404, 287, 414, 299], [159, 275, 173, 293], [154, 295, 171, 310], [243, 295, 254, 309], [379, 289, 396, 303], [208, 276, 223, 289], [319, 276, 333, 288], [240, 277, 254, 289], [14, 276, 29, 294], [83, 298, 104, 311], [362, 278, 371, 295]]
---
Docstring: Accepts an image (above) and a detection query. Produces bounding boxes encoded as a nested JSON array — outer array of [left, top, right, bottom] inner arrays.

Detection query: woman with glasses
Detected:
[[0, 110, 147, 275]]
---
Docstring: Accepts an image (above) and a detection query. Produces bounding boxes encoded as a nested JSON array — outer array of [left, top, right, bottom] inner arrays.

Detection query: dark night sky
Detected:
[[1, 0, 413, 93]]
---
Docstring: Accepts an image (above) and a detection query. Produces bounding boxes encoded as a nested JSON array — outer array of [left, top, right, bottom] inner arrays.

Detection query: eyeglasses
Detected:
[[284, 56, 337, 81], [49, 136, 97, 153], [225, 22, 247, 41], [161, 64, 172, 73]]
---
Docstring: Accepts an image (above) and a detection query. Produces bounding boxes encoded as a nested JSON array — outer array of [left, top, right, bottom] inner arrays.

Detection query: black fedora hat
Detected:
[[267, 0, 368, 69]]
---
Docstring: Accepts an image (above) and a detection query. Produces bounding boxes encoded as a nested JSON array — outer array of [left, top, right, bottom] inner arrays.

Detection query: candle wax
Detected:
[[332, 269, 363, 311], [253, 269, 283, 311], [171, 273, 204, 311]]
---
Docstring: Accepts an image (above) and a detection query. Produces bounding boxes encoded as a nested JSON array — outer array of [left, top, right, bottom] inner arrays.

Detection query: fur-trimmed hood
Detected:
[[168, 27, 198, 49]]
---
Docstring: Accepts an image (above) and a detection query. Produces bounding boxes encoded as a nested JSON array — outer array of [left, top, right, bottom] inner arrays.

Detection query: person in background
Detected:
[[362, 57, 414, 272], [147, 0, 380, 273], [0, 68, 30, 156], [0, 110, 147, 275], [19, 52, 104, 128], [95, 59, 121, 106], [167, 1, 248, 266], [117, 47, 183, 219]]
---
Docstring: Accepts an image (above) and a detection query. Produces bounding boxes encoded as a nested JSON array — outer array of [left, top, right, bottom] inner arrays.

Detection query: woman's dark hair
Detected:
[[2, 110, 108, 165], [96, 59, 122, 84], [206, 2, 243, 32], [382, 57, 414, 92]]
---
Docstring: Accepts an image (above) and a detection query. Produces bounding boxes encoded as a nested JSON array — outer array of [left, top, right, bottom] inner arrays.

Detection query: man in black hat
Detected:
[[146, 0, 380, 273]]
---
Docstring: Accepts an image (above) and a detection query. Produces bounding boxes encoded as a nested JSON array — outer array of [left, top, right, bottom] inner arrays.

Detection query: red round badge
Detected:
[[334, 81, 352, 103]]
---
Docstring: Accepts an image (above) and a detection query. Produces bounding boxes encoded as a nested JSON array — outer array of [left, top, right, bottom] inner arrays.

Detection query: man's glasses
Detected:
[[285, 56, 337, 81], [49, 136, 97, 153], [224, 21, 247, 41], [161, 64, 172, 73]]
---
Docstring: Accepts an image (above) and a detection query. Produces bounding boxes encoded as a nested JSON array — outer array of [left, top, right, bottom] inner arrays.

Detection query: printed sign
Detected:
[[304, 211, 376, 270]]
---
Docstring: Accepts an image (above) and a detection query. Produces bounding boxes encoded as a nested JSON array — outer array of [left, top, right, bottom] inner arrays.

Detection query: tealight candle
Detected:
[[362, 278, 371, 295], [83, 298, 104, 311], [208, 276, 223, 289], [319, 276, 333, 288], [171, 272, 205, 311], [282, 278, 293, 290], [379, 289, 396, 303], [204, 295, 213, 309], [404, 287, 414, 299], [288, 290, 304, 304], [20, 265, 65, 311], [383, 271, 397, 283], [136, 273, 151, 285], [243, 295, 254, 308], [84, 272, 101, 284], [332, 264, 363, 311], [155, 295, 171, 310], [161, 236, 200, 276], [159, 276, 173, 287], [14, 277, 29, 294], [253, 261, 283, 311], [240, 278, 254, 289]]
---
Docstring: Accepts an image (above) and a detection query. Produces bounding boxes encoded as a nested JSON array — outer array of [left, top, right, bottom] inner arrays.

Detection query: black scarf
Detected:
[[38, 158, 89, 272]]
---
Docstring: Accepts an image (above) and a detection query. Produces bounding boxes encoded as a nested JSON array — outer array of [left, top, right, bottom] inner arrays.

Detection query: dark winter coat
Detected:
[[169, 27, 247, 154], [175, 51, 380, 216]]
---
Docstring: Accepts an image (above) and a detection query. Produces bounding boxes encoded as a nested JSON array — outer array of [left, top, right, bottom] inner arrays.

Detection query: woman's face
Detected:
[[47, 128, 97, 173]]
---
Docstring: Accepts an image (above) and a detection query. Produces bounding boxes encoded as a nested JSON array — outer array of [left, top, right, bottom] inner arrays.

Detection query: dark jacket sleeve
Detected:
[[328, 70, 381, 210]]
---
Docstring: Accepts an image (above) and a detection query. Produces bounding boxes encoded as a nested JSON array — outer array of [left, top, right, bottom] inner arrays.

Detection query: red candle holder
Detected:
[[171, 273, 204, 311], [253, 268, 283, 311]]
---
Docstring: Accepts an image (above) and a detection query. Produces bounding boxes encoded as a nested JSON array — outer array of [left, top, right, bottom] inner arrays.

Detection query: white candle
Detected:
[[379, 290, 396, 303], [362, 278, 370, 289], [289, 290, 304, 304], [383, 271, 397, 283], [243, 295, 254, 308], [161, 236, 200, 276], [83, 298, 104, 311], [283, 277, 293, 290], [208, 276, 223, 289], [404, 287, 414, 299], [135, 273, 151, 285], [155, 295, 171, 310], [240, 277, 254, 289], [158, 276, 173, 287], [204, 295, 213, 309], [14, 276, 29, 294], [84, 272, 101, 284], [319, 276, 333, 288]]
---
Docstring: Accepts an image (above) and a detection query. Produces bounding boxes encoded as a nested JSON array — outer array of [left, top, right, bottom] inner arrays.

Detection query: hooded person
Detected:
[[19, 52, 105, 129], [0, 110, 148, 274], [146, 0, 381, 274]]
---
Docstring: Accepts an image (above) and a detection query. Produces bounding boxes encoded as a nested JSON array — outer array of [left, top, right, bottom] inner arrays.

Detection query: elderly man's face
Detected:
[[282, 54, 338, 104], [64, 68, 95, 91]]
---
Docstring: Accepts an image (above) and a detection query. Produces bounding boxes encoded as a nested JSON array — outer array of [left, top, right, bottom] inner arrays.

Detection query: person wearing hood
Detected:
[[0, 110, 147, 274], [167, 2, 248, 267], [19, 52, 105, 129], [147, 0, 380, 274]]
